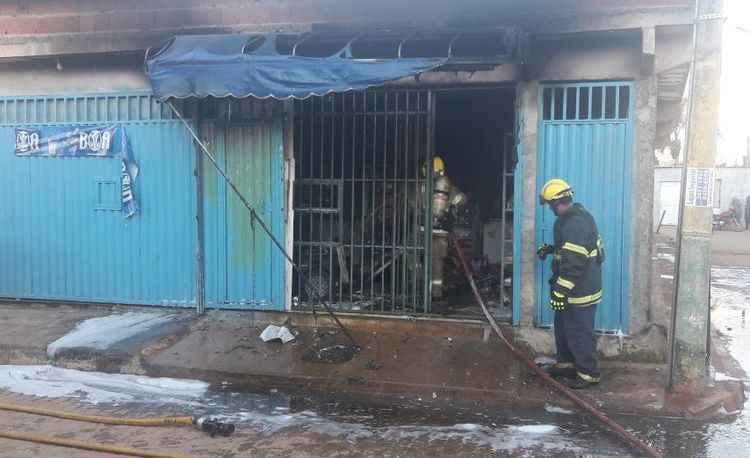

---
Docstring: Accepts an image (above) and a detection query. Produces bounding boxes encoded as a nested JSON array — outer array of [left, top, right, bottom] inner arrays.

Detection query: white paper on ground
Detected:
[[260, 325, 296, 343]]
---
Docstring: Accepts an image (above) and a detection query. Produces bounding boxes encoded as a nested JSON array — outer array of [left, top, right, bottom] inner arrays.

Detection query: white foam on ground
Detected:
[[47, 312, 180, 358], [0, 365, 583, 453], [0, 365, 208, 405], [544, 404, 575, 415], [216, 409, 576, 453]]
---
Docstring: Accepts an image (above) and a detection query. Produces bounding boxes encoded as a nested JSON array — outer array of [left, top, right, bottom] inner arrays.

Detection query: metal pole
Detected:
[[499, 133, 509, 309], [167, 100, 359, 350], [194, 103, 206, 315]]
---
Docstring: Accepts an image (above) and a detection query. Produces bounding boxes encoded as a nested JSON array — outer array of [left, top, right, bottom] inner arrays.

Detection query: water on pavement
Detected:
[[0, 267, 748, 457]]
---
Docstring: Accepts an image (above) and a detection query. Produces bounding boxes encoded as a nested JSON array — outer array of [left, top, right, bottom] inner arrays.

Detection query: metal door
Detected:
[[536, 82, 634, 331], [201, 119, 286, 310]]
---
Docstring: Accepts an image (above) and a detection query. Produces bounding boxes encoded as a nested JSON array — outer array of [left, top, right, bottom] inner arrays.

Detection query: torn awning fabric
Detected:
[[145, 34, 447, 100]]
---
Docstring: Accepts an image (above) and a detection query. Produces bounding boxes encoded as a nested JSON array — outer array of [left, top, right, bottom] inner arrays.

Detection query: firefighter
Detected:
[[429, 156, 451, 229], [537, 178, 604, 389]]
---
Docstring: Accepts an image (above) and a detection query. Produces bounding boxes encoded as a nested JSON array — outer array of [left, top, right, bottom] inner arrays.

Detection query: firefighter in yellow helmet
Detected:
[[537, 178, 605, 389], [428, 156, 451, 229]]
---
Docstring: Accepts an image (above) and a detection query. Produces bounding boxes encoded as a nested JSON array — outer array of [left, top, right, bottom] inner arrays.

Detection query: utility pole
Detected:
[[668, 0, 723, 389]]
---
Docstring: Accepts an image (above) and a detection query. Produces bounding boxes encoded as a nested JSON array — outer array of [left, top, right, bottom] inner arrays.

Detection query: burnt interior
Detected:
[[432, 88, 516, 319]]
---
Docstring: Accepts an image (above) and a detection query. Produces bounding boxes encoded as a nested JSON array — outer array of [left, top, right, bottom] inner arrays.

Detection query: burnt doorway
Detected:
[[292, 90, 433, 314], [431, 88, 517, 321]]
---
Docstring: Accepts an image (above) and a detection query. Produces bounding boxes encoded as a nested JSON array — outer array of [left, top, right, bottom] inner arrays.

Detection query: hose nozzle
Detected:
[[194, 417, 235, 437]]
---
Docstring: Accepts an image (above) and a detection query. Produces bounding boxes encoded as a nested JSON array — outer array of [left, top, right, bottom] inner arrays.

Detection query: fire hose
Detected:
[[0, 402, 234, 458], [0, 431, 189, 458], [449, 234, 661, 458]]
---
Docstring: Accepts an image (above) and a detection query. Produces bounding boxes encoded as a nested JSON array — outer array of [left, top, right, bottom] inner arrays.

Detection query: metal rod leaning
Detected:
[[167, 101, 359, 350]]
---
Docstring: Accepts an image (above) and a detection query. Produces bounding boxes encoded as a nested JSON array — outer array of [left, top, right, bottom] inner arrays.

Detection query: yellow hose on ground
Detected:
[[0, 402, 195, 427], [0, 402, 197, 457], [0, 430, 191, 458]]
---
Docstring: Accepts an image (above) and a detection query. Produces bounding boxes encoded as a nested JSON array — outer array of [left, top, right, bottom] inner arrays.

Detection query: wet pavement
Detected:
[[0, 267, 748, 456], [0, 365, 622, 456], [608, 266, 750, 458], [191, 265, 748, 457], [0, 354, 743, 457]]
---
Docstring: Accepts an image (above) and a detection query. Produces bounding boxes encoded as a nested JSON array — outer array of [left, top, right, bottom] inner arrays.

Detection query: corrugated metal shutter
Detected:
[[201, 118, 286, 310], [0, 93, 198, 306], [535, 82, 634, 332]]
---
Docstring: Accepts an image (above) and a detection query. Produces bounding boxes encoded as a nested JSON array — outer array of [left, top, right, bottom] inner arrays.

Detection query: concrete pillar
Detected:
[[518, 81, 539, 327], [669, 0, 723, 388], [631, 74, 657, 334]]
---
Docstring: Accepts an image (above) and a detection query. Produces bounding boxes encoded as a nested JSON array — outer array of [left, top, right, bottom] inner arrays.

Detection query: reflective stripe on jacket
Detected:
[[551, 203, 603, 307]]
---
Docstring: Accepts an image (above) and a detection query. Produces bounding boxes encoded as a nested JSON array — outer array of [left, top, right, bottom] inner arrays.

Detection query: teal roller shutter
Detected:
[[0, 94, 197, 306], [201, 117, 286, 310]]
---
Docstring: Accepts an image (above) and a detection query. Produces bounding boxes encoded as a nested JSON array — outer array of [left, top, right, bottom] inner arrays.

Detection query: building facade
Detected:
[[0, 0, 699, 358], [655, 166, 750, 226]]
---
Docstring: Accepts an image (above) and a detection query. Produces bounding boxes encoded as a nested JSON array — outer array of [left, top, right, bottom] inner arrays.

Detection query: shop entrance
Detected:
[[292, 87, 517, 320], [431, 88, 517, 320]]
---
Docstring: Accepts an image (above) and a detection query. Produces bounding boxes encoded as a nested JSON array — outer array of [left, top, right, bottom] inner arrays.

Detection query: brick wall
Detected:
[[0, 0, 352, 36], [0, 0, 692, 59]]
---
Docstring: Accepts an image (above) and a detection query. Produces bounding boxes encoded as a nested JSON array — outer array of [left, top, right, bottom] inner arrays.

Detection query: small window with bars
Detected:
[[542, 84, 630, 121]]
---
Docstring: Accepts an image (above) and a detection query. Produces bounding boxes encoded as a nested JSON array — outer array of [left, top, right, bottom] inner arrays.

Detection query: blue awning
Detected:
[[145, 34, 447, 100]]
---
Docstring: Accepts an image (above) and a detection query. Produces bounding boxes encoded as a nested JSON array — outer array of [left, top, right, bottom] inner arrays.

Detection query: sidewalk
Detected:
[[0, 301, 743, 420]]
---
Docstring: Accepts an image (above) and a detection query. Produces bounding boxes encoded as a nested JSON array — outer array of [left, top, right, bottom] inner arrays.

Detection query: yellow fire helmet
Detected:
[[433, 156, 445, 173], [539, 178, 574, 205], [423, 156, 446, 176]]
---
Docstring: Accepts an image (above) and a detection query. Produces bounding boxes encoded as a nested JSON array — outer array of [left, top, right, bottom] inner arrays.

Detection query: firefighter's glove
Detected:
[[549, 290, 568, 312], [537, 244, 554, 261]]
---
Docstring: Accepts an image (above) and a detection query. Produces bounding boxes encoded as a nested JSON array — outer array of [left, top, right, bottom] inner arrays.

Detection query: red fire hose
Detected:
[[450, 234, 661, 458]]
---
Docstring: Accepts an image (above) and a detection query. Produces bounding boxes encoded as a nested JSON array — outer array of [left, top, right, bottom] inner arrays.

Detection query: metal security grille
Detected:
[[293, 91, 433, 314], [542, 83, 630, 121]]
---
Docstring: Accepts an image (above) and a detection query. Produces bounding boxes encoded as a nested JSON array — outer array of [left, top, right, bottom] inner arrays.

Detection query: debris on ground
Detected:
[[534, 356, 556, 368], [259, 325, 296, 344], [300, 328, 358, 364], [304, 344, 357, 364]]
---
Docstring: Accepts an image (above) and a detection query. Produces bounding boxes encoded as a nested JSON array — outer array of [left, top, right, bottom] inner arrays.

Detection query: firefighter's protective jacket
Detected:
[[551, 203, 604, 306]]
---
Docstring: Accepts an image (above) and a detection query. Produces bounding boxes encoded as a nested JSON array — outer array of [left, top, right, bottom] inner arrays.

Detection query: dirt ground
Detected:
[[711, 229, 750, 266]]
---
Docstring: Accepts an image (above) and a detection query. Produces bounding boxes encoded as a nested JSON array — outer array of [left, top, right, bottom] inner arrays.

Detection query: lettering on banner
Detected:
[[15, 129, 40, 154]]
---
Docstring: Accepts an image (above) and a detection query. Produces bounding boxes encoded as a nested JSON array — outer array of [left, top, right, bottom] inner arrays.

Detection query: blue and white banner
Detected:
[[14, 125, 139, 218]]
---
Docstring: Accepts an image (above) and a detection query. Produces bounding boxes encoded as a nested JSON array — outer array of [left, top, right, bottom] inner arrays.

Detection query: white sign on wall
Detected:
[[685, 167, 715, 208]]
